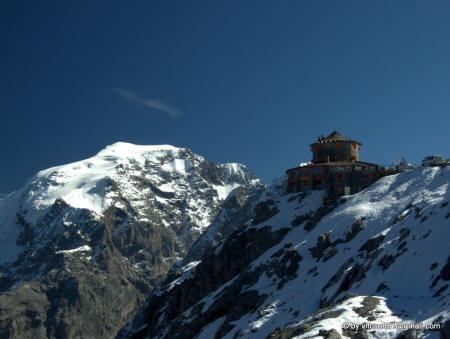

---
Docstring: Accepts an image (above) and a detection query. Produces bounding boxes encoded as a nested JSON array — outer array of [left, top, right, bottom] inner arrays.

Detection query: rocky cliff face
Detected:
[[0, 143, 264, 338], [130, 167, 450, 339]]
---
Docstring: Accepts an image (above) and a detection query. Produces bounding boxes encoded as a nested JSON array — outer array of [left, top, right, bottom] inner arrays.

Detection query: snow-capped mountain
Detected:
[[131, 166, 450, 339], [0, 142, 264, 338]]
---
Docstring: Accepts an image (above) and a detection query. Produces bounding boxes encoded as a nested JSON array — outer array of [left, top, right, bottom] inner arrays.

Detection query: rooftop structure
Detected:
[[286, 131, 392, 196], [310, 130, 361, 164]]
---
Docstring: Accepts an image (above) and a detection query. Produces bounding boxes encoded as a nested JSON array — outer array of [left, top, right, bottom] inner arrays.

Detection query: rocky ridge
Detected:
[[0, 142, 264, 338], [129, 166, 450, 339]]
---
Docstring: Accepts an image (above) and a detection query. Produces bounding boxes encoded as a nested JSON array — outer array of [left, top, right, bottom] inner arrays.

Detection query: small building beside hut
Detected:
[[286, 131, 391, 196]]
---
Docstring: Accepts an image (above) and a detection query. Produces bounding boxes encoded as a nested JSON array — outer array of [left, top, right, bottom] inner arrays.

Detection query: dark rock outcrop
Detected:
[[135, 223, 289, 338], [0, 146, 263, 339], [359, 234, 385, 253], [441, 319, 450, 339]]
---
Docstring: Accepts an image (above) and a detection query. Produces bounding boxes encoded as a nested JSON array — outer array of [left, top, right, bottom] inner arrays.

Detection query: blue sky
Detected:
[[1, 1, 449, 193]]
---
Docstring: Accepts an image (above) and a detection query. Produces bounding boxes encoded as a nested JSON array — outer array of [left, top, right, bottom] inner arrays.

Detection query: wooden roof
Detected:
[[310, 130, 362, 146]]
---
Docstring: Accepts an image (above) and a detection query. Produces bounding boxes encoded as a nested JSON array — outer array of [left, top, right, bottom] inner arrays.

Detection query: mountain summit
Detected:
[[0, 143, 264, 338]]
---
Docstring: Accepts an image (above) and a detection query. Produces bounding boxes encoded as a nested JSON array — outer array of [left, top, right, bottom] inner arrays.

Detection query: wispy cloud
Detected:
[[112, 88, 182, 117]]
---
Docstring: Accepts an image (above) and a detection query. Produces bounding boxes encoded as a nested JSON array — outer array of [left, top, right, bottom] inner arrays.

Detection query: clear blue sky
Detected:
[[1, 1, 449, 193]]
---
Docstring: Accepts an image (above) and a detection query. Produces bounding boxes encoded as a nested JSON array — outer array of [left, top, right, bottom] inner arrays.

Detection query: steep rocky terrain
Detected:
[[129, 166, 450, 339], [0, 143, 264, 338]]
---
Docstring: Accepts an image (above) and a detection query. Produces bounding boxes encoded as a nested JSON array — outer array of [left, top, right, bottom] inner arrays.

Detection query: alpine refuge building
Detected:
[[286, 131, 383, 196]]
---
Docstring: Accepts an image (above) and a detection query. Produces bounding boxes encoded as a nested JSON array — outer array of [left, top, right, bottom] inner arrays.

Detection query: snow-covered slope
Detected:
[[0, 142, 261, 265], [19, 143, 251, 218], [134, 166, 450, 339], [0, 142, 264, 338]]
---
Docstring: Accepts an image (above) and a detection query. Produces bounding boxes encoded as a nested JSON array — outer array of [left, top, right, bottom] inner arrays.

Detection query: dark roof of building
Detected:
[[286, 160, 378, 173], [310, 130, 362, 146]]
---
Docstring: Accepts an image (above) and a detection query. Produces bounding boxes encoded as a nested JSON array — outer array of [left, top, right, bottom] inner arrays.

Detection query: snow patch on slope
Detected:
[[21, 143, 182, 222]]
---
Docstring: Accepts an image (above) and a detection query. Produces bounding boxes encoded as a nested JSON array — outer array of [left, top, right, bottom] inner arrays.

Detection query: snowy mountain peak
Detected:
[[101, 141, 180, 153], [36, 142, 186, 179], [96, 142, 184, 162], [0, 143, 263, 265], [0, 143, 266, 337]]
